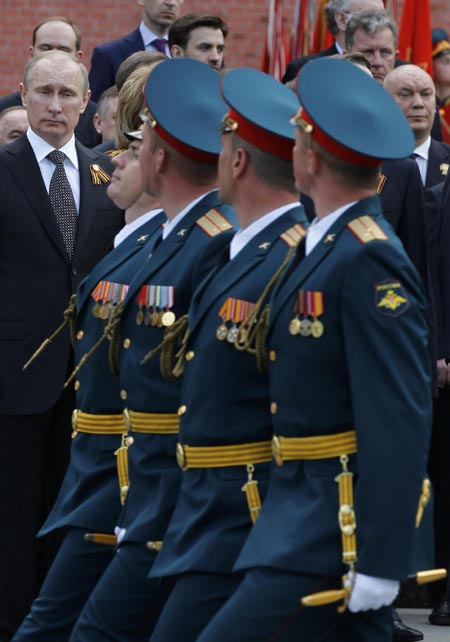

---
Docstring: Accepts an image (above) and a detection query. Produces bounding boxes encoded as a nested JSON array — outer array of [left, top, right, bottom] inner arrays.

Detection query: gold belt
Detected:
[[176, 440, 272, 471], [272, 430, 357, 466], [124, 409, 179, 434], [72, 410, 125, 436]]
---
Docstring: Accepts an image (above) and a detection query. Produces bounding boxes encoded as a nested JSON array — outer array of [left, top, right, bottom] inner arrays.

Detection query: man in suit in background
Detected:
[[0, 107, 28, 145], [282, 0, 384, 83], [169, 12, 227, 71], [88, 0, 184, 101], [0, 50, 123, 641], [385, 64, 450, 188], [0, 16, 100, 149]]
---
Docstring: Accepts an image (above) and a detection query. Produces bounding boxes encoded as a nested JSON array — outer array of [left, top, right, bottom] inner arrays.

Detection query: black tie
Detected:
[[47, 150, 78, 260]]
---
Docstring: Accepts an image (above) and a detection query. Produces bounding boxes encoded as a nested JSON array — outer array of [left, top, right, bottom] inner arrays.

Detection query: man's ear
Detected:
[[170, 45, 185, 58], [19, 82, 27, 107]]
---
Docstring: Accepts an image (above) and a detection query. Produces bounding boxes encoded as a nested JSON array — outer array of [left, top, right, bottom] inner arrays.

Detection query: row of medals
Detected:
[[92, 302, 117, 320], [289, 315, 324, 338], [136, 306, 176, 328]]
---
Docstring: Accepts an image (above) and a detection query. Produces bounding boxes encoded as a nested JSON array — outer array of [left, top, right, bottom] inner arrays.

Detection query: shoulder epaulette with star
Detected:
[[196, 208, 234, 237], [280, 223, 307, 248], [347, 216, 388, 244]]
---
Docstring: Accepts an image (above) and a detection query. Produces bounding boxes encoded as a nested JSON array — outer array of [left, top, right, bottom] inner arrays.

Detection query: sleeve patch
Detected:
[[374, 280, 410, 317], [347, 216, 388, 243], [196, 208, 234, 237]]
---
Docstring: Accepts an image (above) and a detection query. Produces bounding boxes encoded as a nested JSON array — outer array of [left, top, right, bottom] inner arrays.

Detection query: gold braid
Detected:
[[140, 315, 189, 381], [64, 302, 124, 388], [22, 294, 78, 371], [233, 245, 297, 372]]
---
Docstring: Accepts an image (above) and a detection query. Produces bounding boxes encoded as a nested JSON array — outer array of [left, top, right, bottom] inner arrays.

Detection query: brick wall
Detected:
[[1, 0, 449, 96]]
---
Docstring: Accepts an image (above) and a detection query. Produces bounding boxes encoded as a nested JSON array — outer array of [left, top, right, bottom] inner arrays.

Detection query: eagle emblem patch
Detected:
[[375, 280, 409, 317]]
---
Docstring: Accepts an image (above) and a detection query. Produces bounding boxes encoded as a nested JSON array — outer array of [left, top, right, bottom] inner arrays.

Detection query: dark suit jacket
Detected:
[[88, 27, 144, 102], [0, 91, 101, 149], [426, 138, 450, 188], [282, 43, 338, 84], [0, 135, 124, 415]]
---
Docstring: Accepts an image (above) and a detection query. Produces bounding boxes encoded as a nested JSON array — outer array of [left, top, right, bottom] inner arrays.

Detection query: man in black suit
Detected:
[[0, 50, 123, 641], [384, 64, 450, 188], [88, 0, 184, 101], [282, 0, 384, 83], [0, 16, 100, 149]]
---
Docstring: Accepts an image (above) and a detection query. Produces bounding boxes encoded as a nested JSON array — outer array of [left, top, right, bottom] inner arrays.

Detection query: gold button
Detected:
[[269, 350, 276, 362], [125, 436, 134, 447], [270, 402, 278, 414], [123, 338, 131, 349], [120, 390, 127, 400], [76, 330, 84, 340], [177, 405, 187, 416], [74, 380, 80, 391], [185, 351, 195, 361]]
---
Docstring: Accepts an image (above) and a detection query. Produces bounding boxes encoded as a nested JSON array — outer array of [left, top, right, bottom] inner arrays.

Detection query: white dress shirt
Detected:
[[306, 201, 357, 255], [139, 21, 170, 56], [413, 136, 431, 186]]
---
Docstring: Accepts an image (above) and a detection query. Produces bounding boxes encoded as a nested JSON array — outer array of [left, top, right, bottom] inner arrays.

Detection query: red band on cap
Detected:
[[302, 109, 381, 168], [228, 108, 293, 161], [153, 122, 218, 164]]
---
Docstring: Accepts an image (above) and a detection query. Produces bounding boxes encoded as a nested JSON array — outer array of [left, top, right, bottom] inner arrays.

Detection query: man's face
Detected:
[[20, 56, 90, 148], [94, 96, 119, 142], [30, 21, 82, 58], [385, 67, 436, 144], [138, 0, 184, 33], [174, 27, 225, 70], [434, 53, 450, 88], [348, 27, 396, 83], [0, 109, 29, 144], [108, 141, 143, 209]]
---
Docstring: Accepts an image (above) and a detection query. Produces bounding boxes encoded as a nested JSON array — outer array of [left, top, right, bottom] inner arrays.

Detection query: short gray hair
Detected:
[[23, 50, 89, 95], [345, 11, 398, 50], [325, 1, 352, 37]]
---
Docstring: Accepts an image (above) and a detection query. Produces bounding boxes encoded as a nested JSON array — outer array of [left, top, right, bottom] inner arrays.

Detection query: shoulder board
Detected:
[[347, 216, 388, 244], [196, 208, 234, 237], [280, 223, 307, 248]]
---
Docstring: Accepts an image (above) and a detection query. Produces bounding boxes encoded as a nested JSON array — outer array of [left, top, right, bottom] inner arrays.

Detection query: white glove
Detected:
[[114, 526, 126, 543], [346, 571, 399, 612]]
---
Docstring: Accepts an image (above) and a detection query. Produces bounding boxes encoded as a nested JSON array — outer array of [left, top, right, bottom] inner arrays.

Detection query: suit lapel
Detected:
[[426, 140, 450, 188], [5, 137, 69, 262]]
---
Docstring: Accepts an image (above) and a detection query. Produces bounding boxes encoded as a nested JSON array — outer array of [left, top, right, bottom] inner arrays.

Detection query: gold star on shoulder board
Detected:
[[324, 234, 335, 244], [177, 229, 187, 237], [258, 242, 271, 250]]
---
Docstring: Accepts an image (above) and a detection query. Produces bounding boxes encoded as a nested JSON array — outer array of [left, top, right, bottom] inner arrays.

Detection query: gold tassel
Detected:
[[336, 455, 357, 567], [84, 533, 117, 546], [115, 433, 131, 505], [416, 477, 431, 528], [23, 294, 77, 370], [140, 315, 189, 381], [241, 464, 262, 523], [90, 163, 111, 185]]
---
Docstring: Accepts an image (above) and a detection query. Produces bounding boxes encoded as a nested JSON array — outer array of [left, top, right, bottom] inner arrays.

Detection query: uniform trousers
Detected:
[[0, 386, 74, 641], [70, 542, 174, 642], [193, 569, 392, 642], [149, 571, 244, 642], [11, 528, 114, 642]]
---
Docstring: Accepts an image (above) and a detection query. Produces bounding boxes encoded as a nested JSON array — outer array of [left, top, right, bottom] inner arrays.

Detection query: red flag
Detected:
[[398, 0, 433, 76], [261, 0, 288, 81], [290, 0, 311, 60], [311, 0, 334, 54]]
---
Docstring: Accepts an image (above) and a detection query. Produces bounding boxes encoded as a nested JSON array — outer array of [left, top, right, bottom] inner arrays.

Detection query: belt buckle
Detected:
[[272, 435, 283, 466], [122, 408, 131, 431], [71, 409, 79, 438]]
